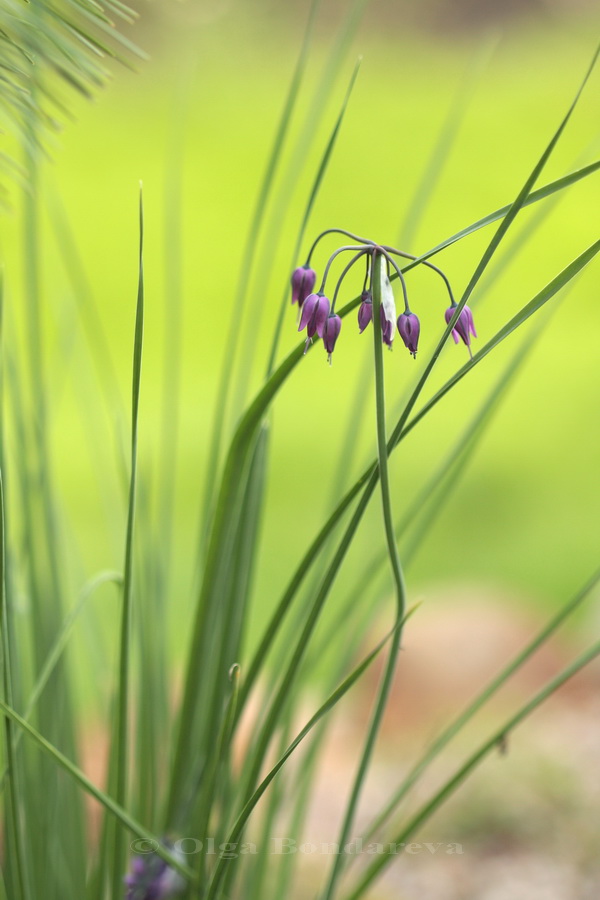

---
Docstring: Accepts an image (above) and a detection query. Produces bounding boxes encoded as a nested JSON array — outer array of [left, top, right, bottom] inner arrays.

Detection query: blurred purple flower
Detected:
[[397, 312, 420, 357], [357, 290, 373, 333], [124, 847, 185, 900], [298, 292, 330, 340], [291, 265, 317, 307], [323, 314, 342, 363]]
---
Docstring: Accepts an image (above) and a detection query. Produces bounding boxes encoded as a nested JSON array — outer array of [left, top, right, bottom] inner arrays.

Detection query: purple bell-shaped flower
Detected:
[[397, 311, 420, 357], [291, 265, 317, 307], [445, 303, 477, 355], [323, 314, 342, 363], [298, 292, 330, 340], [357, 290, 373, 333]]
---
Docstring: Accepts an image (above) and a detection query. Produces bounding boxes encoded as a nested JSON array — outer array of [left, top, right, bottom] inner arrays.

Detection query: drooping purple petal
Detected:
[[298, 293, 319, 332], [323, 314, 342, 357], [310, 294, 330, 339], [357, 291, 373, 333], [445, 304, 477, 351]]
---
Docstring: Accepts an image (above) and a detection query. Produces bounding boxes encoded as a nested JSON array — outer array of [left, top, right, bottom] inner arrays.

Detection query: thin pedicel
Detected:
[[292, 229, 475, 363]]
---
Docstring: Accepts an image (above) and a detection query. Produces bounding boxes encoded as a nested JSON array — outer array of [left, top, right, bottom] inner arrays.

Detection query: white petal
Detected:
[[380, 265, 396, 340]]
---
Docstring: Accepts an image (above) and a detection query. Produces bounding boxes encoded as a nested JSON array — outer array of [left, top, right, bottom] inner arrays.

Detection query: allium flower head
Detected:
[[397, 312, 420, 357], [323, 314, 342, 363], [444, 303, 477, 355], [291, 265, 317, 307], [379, 266, 396, 347], [298, 292, 330, 340], [124, 846, 185, 900], [357, 290, 373, 333]]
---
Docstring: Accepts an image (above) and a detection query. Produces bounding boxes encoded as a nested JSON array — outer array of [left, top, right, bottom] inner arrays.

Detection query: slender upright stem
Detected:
[[320, 251, 407, 900]]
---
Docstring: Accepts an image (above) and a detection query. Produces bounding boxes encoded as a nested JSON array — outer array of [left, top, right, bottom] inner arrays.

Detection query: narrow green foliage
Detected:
[[109, 186, 145, 896], [0, 697, 197, 885]]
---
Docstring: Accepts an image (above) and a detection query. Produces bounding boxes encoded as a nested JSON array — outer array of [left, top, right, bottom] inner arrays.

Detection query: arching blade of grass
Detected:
[[360, 564, 600, 850], [0, 697, 198, 885], [198, 0, 321, 557], [107, 186, 144, 898], [343, 629, 600, 900], [206, 608, 417, 900]]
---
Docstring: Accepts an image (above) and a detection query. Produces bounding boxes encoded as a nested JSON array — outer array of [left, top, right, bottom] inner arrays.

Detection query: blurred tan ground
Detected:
[[288, 587, 600, 899]]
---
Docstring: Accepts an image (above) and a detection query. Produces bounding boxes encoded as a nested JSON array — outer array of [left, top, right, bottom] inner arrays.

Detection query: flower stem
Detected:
[[320, 250, 407, 900]]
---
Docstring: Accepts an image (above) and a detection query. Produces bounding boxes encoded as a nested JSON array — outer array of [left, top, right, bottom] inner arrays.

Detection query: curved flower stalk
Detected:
[[292, 228, 474, 361]]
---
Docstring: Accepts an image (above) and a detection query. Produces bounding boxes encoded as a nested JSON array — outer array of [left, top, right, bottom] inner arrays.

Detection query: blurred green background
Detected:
[[0, 0, 599, 664]]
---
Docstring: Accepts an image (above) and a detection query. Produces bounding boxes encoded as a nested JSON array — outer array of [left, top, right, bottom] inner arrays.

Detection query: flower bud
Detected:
[[357, 290, 373, 333], [323, 314, 342, 362], [291, 265, 317, 307], [298, 292, 330, 339], [397, 311, 420, 357]]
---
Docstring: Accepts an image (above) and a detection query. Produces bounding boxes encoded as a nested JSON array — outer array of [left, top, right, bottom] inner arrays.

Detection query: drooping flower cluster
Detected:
[[124, 845, 186, 900], [291, 228, 476, 364]]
